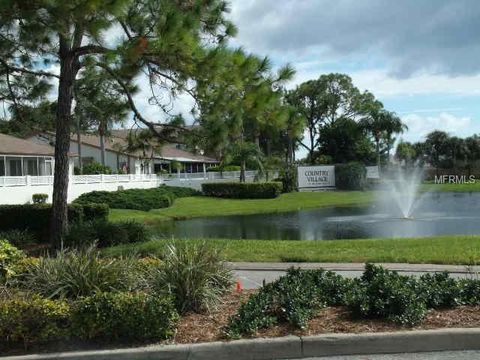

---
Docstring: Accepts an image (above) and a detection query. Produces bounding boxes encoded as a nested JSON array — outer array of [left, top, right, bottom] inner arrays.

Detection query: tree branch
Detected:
[[73, 45, 109, 57], [0, 59, 59, 79], [96, 63, 191, 143]]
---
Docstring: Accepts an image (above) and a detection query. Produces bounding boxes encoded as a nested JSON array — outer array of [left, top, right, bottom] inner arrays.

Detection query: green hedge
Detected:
[[207, 165, 241, 172], [335, 162, 367, 190], [0, 292, 178, 348], [0, 240, 25, 284], [225, 264, 480, 338], [202, 182, 282, 199], [65, 220, 149, 248], [72, 292, 178, 341], [0, 296, 70, 347], [0, 204, 109, 244], [74, 185, 200, 211]]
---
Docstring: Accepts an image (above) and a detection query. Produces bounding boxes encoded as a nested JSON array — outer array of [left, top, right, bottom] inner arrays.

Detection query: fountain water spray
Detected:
[[382, 167, 424, 219]]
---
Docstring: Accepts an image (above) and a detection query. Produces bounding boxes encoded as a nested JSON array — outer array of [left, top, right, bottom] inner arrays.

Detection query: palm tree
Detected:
[[361, 109, 407, 167], [224, 142, 264, 182]]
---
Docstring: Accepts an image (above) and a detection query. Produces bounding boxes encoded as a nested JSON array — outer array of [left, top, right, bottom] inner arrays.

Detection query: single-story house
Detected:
[[0, 133, 75, 176], [26, 129, 219, 175]]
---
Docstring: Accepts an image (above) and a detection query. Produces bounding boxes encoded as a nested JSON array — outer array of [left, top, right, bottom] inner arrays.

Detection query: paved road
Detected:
[[294, 350, 480, 359], [233, 263, 480, 292]]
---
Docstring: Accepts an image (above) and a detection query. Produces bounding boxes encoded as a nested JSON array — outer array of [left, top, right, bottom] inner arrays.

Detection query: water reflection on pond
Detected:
[[151, 192, 480, 240]]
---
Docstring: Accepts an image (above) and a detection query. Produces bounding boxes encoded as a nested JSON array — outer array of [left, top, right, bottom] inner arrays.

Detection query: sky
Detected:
[[227, 0, 480, 146]]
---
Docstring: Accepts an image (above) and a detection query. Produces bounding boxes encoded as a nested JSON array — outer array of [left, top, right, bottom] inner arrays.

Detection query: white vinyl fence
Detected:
[[0, 170, 263, 204]]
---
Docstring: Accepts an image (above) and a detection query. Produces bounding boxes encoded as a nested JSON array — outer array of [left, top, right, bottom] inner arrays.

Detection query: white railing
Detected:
[[0, 174, 161, 187], [0, 170, 267, 188]]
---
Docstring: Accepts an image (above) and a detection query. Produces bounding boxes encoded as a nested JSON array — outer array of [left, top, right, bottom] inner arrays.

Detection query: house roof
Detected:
[[31, 129, 218, 163], [0, 133, 55, 156], [159, 144, 218, 163], [109, 128, 218, 163]]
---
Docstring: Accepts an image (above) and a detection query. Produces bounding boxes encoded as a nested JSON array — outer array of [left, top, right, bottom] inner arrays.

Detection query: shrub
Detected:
[[347, 264, 427, 326], [202, 182, 282, 199], [420, 272, 462, 308], [335, 162, 367, 190], [72, 292, 178, 341], [82, 161, 113, 175], [0, 230, 36, 248], [0, 204, 108, 243], [207, 165, 241, 172], [32, 193, 48, 204], [73, 186, 200, 211], [81, 203, 109, 222], [149, 241, 233, 313], [459, 279, 480, 305], [19, 245, 143, 299], [0, 240, 25, 284], [0, 296, 70, 347], [225, 268, 352, 338], [65, 220, 149, 248], [277, 165, 298, 193]]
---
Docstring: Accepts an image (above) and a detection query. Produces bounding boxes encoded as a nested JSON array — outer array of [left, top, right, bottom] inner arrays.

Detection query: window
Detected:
[[8, 158, 22, 176], [23, 157, 38, 176], [0, 158, 4, 176]]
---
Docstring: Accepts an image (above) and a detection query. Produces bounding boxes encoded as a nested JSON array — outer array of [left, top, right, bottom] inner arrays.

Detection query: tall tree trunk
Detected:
[[375, 138, 380, 168], [240, 160, 246, 183], [51, 40, 76, 248], [309, 127, 315, 165], [76, 116, 82, 174], [99, 126, 106, 166]]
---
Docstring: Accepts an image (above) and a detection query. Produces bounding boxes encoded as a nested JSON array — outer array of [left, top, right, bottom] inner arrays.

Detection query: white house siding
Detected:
[[69, 141, 118, 171]]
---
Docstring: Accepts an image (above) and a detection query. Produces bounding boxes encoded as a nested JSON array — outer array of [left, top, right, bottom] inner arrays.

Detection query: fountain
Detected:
[[382, 167, 424, 219]]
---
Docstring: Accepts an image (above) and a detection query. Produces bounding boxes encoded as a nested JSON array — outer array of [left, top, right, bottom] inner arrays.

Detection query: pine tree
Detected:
[[0, 0, 236, 246]]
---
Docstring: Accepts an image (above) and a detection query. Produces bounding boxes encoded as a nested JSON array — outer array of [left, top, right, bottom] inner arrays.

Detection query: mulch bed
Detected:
[[171, 290, 480, 344], [3, 291, 480, 356]]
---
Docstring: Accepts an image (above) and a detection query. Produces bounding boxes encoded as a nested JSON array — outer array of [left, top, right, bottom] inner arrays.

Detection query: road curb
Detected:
[[229, 262, 479, 273], [3, 328, 480, 360]]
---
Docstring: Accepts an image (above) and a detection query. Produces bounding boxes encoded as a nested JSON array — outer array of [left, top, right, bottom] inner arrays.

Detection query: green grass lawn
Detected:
[[421, 181, 480, 192], [109, 191, 374, 223], [109, 183, 480, 224], [103, 235, 480, 265]]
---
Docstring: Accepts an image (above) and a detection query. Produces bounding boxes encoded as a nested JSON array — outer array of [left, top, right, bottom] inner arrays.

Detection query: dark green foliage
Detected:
[[335, 162, 367, 190], [73, 186, 200, 211], [0, 240, 25, 284], [81, 203, 109, 222], [347, 264, 427, 326], [419, 272, 462, 309], [32, 193, 48, 204], [0, 230, 36, 248], [227, 264, 480, 338], [0, 296, 70, 348], [225, 268, 351, 338], [202, 182, 282, 199], [459, 279, 480, 305], [81, 162, 113, 175], [277, 165, 298, 193], [0, 204, 108, 243], [65, 220, 149, 248], [72, 292, 178, 341], [207, 165, 241, 172]]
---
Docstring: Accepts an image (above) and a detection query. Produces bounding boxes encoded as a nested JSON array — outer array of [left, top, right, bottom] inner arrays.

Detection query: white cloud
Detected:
[[400, 112, 480, 142], [290, 68, 480, 97]]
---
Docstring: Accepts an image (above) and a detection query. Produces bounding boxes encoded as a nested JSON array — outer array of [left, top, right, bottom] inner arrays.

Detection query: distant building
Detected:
[[26, 129, 219, 175], [0, 133, 74, 176]]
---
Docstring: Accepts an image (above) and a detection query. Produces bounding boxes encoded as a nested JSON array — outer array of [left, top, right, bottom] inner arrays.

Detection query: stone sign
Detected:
[[366, 165, 380, 179], [297, 165, 335, 190]]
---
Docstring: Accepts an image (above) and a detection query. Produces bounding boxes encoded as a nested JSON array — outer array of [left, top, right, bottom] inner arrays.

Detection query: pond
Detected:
[[152, 192, 480, 240]]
